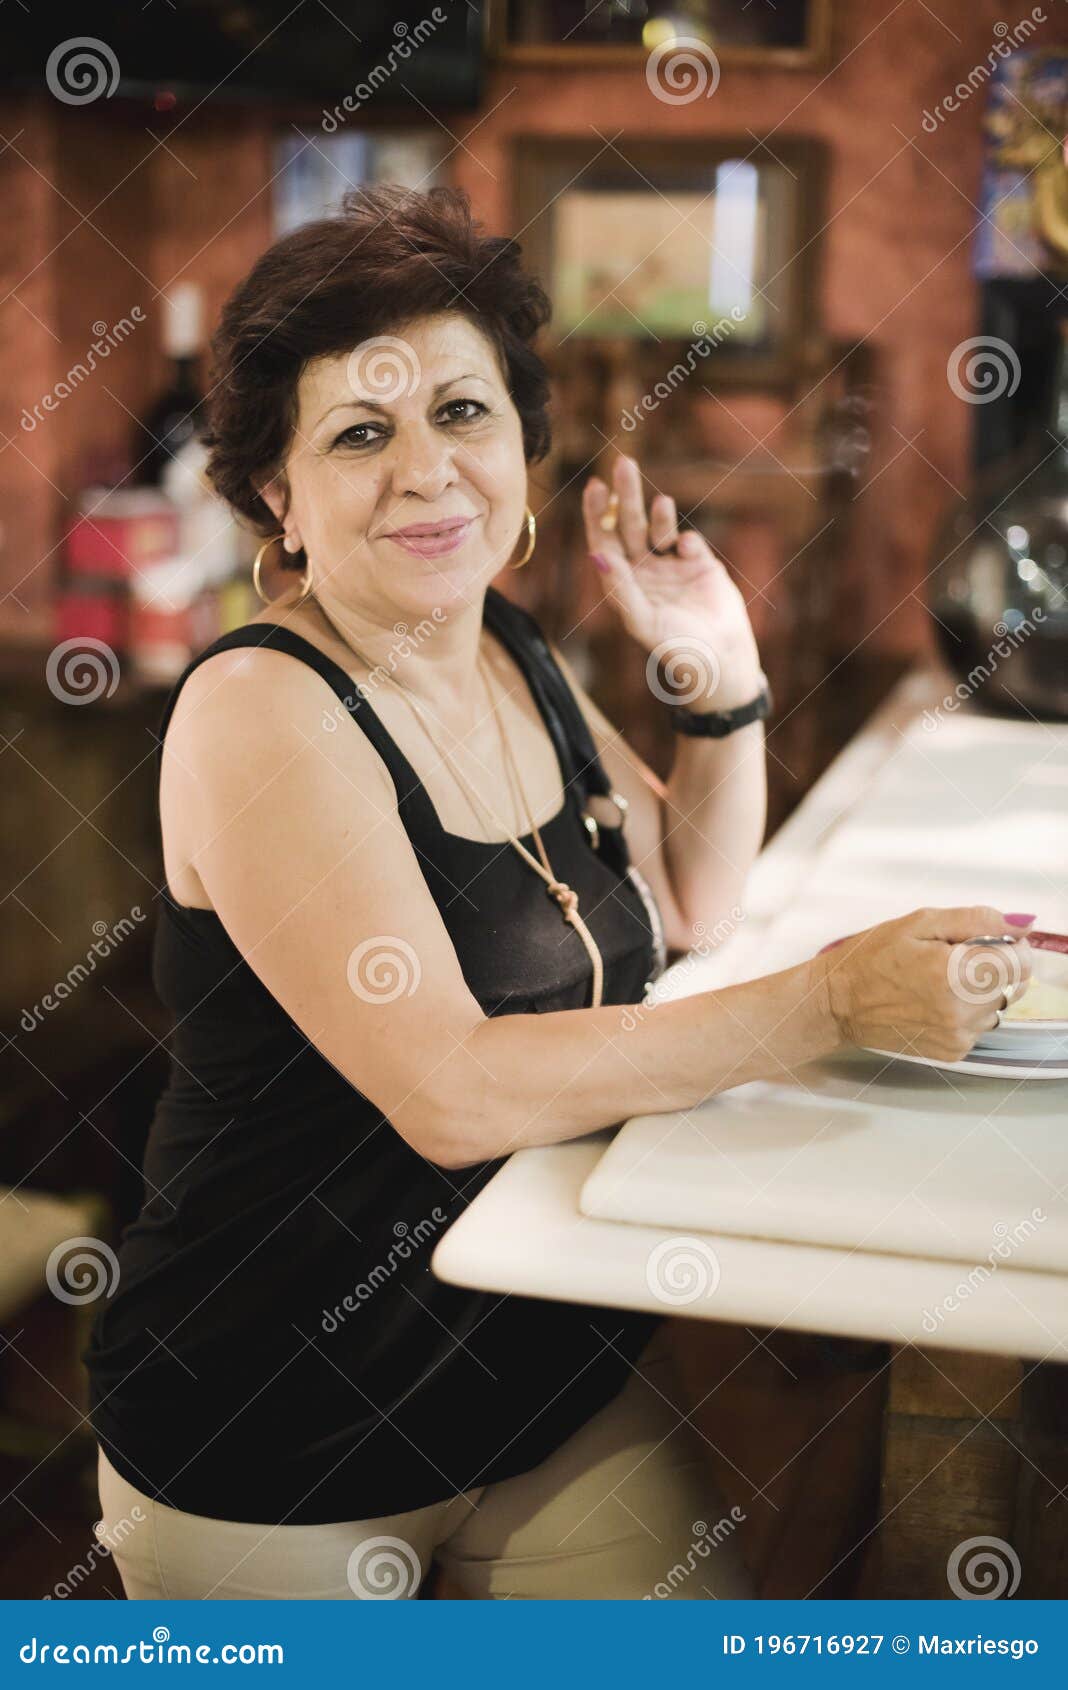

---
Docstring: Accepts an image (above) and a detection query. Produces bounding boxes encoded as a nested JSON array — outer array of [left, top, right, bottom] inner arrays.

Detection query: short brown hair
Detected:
[[202, 183, 553, 571]]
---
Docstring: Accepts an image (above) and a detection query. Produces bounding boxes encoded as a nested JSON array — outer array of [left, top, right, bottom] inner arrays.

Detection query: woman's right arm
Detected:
[[163, 650, 1032, 1171]]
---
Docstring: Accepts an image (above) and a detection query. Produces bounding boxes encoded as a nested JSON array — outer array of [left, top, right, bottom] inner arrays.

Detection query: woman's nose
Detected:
[[388, 426, 458, 501]]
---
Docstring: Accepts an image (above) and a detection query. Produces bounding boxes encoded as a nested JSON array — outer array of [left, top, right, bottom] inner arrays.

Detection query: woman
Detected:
[[86, 184, 1032, 1600]]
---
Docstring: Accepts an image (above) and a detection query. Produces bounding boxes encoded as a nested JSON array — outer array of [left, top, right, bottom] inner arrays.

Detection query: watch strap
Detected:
[[669, 681, 772, 737]]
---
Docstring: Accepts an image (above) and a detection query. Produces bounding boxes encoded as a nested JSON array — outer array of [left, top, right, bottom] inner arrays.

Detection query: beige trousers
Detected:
[[95, 1326, 755, 1600]]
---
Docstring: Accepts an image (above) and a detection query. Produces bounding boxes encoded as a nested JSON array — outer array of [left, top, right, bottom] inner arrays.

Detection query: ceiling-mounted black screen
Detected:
[[0, 2, 483, 111]]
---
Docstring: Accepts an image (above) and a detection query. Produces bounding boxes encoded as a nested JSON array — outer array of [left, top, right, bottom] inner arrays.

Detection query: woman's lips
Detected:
[[383, 517, 473, 558]]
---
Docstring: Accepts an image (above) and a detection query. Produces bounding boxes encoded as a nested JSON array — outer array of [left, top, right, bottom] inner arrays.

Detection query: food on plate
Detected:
[[1002, 978, 1068, 1021], [1002, 944, 1068, 1022]]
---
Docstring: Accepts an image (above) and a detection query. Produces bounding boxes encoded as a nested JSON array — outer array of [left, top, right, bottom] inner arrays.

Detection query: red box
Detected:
[[66, 492, 178, 584], [54, 589, 130, 650]]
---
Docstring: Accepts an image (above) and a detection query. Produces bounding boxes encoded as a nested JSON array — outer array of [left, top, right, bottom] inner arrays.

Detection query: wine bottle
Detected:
[[134, 282, 204, 485]]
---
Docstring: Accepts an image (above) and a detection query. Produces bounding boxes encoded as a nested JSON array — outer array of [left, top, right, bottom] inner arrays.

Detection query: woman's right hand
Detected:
[[813, 906, 1035, 1063]]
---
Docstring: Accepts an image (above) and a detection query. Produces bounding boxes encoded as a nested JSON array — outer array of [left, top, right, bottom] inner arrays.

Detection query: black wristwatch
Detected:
[[668, 680, 772, 737]]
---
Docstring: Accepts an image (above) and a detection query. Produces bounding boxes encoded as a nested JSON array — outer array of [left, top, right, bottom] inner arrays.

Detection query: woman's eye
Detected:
[[439, 398, 487, 424], [332, 400, 486, 450], [333, 422, 382, 449]]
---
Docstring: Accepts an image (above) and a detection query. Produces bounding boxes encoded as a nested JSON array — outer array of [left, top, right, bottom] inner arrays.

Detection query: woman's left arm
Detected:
[[551, 451, 770, 952]]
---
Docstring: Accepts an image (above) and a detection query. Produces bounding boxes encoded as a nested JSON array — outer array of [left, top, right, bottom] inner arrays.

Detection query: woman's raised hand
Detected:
[[582, 452, 765, 711]]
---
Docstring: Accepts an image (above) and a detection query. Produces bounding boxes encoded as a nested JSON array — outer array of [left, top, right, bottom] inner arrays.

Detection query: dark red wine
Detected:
[[134, 283, 204, 485]]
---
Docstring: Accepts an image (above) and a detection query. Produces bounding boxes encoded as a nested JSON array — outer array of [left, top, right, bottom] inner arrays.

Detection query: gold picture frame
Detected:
[[485, 0, 834, 72], [513, 135, 826, 382]]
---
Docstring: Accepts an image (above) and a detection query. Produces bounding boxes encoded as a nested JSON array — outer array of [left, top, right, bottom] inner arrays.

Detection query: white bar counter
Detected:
[[432, 667, 1068, 1361]]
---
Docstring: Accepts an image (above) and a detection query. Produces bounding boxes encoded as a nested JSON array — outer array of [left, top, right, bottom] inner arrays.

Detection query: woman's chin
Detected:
[[399, 556, 505, 615]]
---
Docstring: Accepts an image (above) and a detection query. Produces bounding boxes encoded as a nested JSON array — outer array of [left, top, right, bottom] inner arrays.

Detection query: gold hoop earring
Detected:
[[252, 533, 312, 604], [510, 506, 536, 569]]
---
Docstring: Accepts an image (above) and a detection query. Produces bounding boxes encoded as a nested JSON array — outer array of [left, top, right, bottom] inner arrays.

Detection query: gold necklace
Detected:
[[310, 599, 605, 1008]]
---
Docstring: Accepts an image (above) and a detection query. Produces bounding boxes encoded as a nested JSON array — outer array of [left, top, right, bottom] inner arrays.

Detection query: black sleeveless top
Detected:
[[83, 585, 666, 1526]]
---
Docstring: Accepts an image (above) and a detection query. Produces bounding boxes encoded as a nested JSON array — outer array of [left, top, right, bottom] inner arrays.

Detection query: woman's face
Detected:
[[261, 310, 528, 621]]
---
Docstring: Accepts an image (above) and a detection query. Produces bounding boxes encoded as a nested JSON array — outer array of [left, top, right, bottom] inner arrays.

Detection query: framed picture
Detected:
[[486, 0, 833, 70], [272, 129, 448, 237], [513, 137, 825, 378]]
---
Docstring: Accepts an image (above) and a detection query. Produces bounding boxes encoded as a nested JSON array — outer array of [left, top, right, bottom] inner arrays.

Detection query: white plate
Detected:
[[864, 1045, 1068, 1080], [998, 1017, 1068, 1033], [973, 1027, 1068, 1059]]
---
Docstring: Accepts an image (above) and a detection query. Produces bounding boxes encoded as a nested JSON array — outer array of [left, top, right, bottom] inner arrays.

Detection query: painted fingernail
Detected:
[[1004, 912, 1036, 926], [589, 552, 612, 573]]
